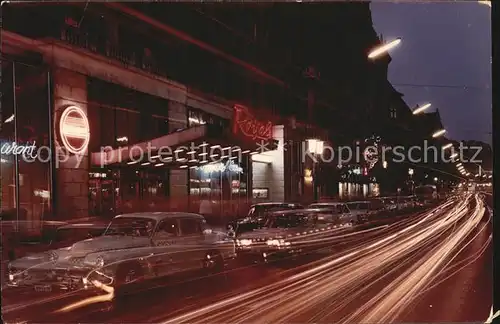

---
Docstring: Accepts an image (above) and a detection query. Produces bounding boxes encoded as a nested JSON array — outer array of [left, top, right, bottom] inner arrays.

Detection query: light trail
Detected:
[[160, 195, 488, 324]]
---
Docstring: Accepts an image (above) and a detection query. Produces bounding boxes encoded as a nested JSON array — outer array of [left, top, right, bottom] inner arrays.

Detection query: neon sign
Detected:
[[0, 141, 37, 160], [197, 160, 243, 174], [233, 105, 273, 141], [59, 106, 90, 155]]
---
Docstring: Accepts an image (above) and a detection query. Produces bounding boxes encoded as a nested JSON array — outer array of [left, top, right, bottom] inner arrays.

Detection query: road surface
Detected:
[[2, 193, 492, 323]]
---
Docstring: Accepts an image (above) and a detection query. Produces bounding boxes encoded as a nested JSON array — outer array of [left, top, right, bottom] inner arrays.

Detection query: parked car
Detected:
[[9, 221, 109, 261], [227, 202, 303, 236], [235, 208, 347, 262], [308, 202, 358, 224], [345, 201, 373, 223], [7, 212, 236, 296]]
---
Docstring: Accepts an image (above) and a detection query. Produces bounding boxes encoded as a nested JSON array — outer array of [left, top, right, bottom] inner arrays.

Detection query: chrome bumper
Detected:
[[7, 265, 109, 291]]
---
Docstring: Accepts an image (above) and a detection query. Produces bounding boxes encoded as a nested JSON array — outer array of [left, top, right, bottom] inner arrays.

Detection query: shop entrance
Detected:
[[89, 172, 117, 217]]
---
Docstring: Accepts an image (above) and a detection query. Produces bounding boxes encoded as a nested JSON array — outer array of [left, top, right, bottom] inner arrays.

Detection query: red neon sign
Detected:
[[59, 106, 90, 155], [233, 105, 273, 141]]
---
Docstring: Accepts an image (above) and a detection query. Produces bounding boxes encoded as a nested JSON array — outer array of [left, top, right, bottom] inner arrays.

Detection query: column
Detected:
[[168, 101, 188, 208], [53, 68, 89, 219]]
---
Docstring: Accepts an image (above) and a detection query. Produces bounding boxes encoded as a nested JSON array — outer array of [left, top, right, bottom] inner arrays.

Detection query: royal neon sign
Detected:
[[59, 106, 90, 155], [233, 105, 273, 141], [0, 141, 37, 160]]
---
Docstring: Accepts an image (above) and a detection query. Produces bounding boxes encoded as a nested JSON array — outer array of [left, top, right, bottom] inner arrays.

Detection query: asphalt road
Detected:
[[2, 193, 492, 323]]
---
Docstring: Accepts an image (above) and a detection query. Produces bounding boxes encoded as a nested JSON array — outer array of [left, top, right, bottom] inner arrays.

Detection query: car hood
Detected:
[[237, 228, 296, 240], [69, 235, 151, 256]]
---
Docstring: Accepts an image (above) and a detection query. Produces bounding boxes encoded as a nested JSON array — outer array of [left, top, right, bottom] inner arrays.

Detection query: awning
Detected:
[[91, 124, 278, 168]]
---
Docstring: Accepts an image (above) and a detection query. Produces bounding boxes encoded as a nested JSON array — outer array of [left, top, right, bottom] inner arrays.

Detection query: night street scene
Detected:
[[0, 1, 494, 323]]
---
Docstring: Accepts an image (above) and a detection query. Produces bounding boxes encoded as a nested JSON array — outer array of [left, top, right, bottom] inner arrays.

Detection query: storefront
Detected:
[[2, 62, 326, 222], [1, 53, 53, 231]]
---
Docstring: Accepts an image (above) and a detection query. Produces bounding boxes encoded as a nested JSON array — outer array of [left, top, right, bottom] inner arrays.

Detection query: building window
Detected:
[[390, 107, 397, 119], [187, 108, 228, 129]]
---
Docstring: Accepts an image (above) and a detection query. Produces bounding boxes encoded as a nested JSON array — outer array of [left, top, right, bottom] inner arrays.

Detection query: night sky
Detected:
[[370, 1, 491, 144]]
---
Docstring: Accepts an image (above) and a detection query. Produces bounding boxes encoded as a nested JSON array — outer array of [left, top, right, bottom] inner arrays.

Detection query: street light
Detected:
[[368, 38, 402, 59], [408, 168, 414, 175], [432, 129, 446, 138], [412, 103, 432, 115], [434, 177, 438, 182], [442, 143, 453, 150]]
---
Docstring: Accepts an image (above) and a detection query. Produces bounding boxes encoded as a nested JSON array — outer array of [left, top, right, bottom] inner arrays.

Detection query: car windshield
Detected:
[[251, 204, 302, 218], [236, 221, 261, 235], [263, 213, 308, 229], [310, 204, 342, 213], [104, 217, 156, 237]]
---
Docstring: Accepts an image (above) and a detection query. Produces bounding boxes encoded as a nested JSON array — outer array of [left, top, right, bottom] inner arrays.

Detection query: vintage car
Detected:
[[235, 208, 351, 262], [8, 221, 109, 261], [345, 201, 374, 223], [308, 202, 359, 224], [7, 212, 236, 295], [227, 202, 303, 236]]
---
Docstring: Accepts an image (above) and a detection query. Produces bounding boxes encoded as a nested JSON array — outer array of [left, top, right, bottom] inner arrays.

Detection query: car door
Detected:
[[178, 218, 207, 272], [338, 204, 354, 223], [150, 218, 182, 276]]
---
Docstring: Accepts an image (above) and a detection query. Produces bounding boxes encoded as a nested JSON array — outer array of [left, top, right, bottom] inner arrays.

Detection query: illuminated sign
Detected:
[[0, 141, 37, 160], [233, 105, 273, 141], [59, 106, 90, 155], [197, 160, 243, 174]]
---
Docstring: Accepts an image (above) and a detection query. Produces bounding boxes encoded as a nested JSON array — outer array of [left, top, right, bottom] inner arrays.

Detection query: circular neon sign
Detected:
[[59, 106, 90, 155]]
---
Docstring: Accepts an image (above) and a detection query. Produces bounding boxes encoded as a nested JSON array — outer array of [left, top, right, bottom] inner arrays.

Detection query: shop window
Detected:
[[1, 61, 52, 228], [188, 108, 229, 129]]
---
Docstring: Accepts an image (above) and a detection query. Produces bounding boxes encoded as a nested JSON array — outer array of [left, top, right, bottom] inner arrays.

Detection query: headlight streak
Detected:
[[160, 195, 488, 324], [54, 245, 233, 313], [345, 195, 485, 324]]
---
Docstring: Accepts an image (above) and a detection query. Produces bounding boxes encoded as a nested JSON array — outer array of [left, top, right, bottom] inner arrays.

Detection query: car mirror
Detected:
[[227, 230, 235, 238]]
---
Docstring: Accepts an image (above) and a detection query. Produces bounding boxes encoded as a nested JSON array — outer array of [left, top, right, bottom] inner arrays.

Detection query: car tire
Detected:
[[203, 251, 224, 274]]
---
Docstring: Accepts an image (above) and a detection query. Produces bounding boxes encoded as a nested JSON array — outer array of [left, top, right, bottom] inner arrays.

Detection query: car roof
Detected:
[[251, 202, 301, 207], [57, 222, 108, 230], [309, 202, 346, 206], [114, 212, 204, 221], [346, 201, 370, 204], [268, 208, 334, 216]]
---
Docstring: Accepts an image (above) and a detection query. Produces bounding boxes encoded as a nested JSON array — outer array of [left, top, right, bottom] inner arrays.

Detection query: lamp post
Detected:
[[412, 103, 432, 115], [432, 129, 446, 138], [307, 139, 324, 201], [368, 38, 402, 59]]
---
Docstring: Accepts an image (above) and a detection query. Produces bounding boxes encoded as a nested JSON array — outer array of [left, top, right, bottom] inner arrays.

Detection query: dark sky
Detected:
[[370, 1, 491, 144]]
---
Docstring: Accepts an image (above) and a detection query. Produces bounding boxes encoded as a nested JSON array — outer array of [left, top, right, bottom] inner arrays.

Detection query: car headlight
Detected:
[[95, 256, 105, 267], [47, 251, 58, 262], [266, 239, 290, 246], [237, 239, 252, 246]]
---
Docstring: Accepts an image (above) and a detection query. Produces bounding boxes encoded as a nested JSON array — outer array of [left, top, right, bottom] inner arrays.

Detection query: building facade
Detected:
[[1, 2, 406, 224]]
